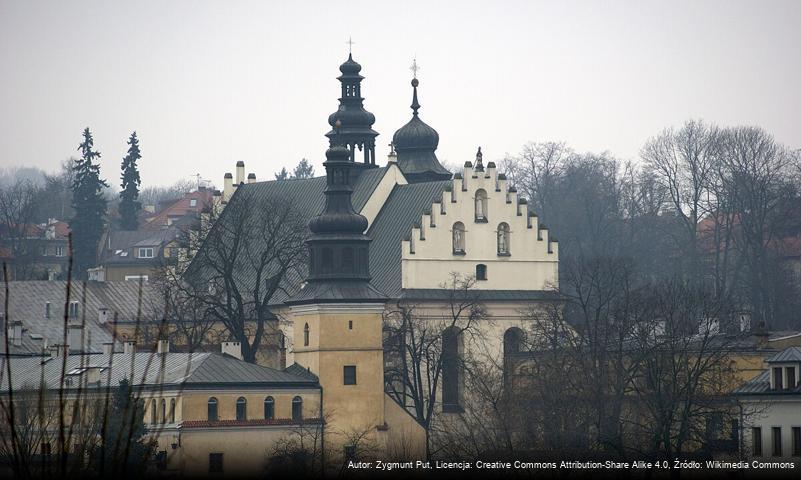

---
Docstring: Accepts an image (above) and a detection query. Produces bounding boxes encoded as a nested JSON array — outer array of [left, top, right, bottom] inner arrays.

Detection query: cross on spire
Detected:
[[410, 58, 420, 79], [347, 36, 355, 54]]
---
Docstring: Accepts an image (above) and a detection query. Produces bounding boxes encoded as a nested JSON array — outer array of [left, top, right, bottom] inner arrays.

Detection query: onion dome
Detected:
[[392, 77, 451, 183]]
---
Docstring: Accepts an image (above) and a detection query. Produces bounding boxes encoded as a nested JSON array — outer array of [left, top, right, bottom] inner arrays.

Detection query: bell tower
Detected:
[[286, 122, 388, 459]]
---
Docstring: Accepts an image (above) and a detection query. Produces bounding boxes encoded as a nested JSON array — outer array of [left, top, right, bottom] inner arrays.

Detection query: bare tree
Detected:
[[0, 179, 42, 279], [383, 273, 486, 458], [185, 189, 307, 363]]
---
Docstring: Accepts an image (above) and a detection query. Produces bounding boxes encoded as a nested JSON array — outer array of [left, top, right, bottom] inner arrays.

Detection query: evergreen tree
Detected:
[[291, 158, 315, 179], [118, 131, 142, 230], [70, 127, 108, 279], [274, 167, 289, 181], [93, 379, 155, 476]]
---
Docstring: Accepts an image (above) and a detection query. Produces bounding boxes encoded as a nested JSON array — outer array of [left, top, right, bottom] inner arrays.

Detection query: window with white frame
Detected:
[[138, 247, 154, 258]]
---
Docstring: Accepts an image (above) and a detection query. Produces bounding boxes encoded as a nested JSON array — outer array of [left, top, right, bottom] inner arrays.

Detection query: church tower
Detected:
[[326, 54, 379, 170], [286, 122, 389, 459], [392, 67, 452, 183]]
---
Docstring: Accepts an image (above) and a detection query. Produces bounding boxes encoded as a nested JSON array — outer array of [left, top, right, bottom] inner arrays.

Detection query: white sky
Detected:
[[1, 0, 799, 188]]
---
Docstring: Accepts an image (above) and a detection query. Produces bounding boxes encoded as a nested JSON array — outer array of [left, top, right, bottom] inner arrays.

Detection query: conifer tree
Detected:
[[118, 131, 142, 230], [274, 167, 289, 181], [70, 127, 108, 278], [291, 158, 315, 179]]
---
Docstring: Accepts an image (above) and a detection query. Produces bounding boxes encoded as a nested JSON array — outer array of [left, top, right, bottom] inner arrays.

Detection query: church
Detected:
[[193, 52, 561, 466]]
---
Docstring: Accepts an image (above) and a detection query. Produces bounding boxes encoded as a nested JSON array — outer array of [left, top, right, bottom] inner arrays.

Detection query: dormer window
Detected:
[[773, 367, 784, 390], [189, 199, 197, 207], [138, 247, 154, 258], [475, 189, 488, 222]]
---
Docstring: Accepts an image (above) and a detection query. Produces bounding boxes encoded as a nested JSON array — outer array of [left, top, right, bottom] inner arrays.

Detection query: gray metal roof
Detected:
[[400, 289, 563, 302], [0, 352, 318, 394], [766, 346, 801, 363], [0, 281, 162, 356]]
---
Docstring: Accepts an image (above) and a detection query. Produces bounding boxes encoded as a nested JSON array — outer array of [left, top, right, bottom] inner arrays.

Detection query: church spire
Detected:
[[392, 61, 452, 184], [326, 50, 379, 168]]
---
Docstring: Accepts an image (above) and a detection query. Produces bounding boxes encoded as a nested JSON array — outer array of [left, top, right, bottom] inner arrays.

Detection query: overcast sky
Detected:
[[1, 0, 799, 188]]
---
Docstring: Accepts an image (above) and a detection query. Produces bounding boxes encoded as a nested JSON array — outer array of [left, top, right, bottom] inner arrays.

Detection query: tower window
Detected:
[[151, 399, 157, 424], [476, 264, 487, 280], [236, 397, 247, 421], [344, 365, 357, 385], [264, 397, 275, 420], [292, 396, 303, 421], [452, 222, 465, 254], [160, 399, 166, 424], [170, 398, 176, 423], [207, 397, 218, 421], [303, 323, 310, 347]]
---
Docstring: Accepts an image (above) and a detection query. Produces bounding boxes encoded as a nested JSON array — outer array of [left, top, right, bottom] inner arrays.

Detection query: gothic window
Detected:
[[292, 396, 303, 421], [476, 264, 487, 280], [442, 327, 462, 412], [497, 223, 510, 255], [151, 399, 157, 424], [207, 397, 218, 421], [236, 397, 247, 421], [160, 399, 166, 424], [452, 222, 465, 254], [264, 397, 275, 420], [303, 323, 310, 347], [169, 398, 176, 423], [475, 189, 488, 222]]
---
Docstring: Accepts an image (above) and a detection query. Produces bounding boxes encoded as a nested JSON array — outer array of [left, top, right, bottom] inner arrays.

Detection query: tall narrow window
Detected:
[[497, 223, 510, 255], [236, 397, 247, 421], [476, 264, 487, 280], [787, 366, 796, 389], [753, 427, 763, 456], [772, 427, 782, 456], [442, 327, 461, 412], [169, 398, 176, 423], [792, 427, 801, 456], [475, 189, 488, 222], [207, 397, 218, 421], [774, 367, 784, 390], [292, 396, 303, 421], [264, 397, 275, 420], [344, 365, 357, 385], [303, 323, 310, 347], [209, 453, 223, 473], [452, 222, 465, 254], [151, 399, 157, 424], [503, 328, 524, 356], [342, 247, 354, 273], [160, 399, 166, 424]]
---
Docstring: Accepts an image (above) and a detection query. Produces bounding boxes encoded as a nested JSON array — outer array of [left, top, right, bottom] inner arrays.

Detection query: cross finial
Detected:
[[410, 58, 419, 79], [347, 36, 355, 54]]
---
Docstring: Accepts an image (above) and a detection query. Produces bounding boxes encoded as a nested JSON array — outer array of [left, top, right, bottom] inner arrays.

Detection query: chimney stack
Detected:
[[102, 342, 114, 356], [157, 339, 170, 354], [123, 340, 136, 355], [98, 307, 109, 325], [223, 173, 233, 203], [247, 173, 256, 184], [236, 161, 245, 185], [67, 320, 84, 353], [221, 341, 243, 361], [11, 320, 23, 347]]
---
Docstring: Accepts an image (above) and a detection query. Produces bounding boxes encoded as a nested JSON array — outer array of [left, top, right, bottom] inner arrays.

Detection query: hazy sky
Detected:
[[1, 0, 799, 188]]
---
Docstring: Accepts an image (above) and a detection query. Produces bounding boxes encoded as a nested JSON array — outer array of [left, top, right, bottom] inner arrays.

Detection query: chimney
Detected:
[[67, 320, 84, 353], [157, 339, 170, 354], [223, 173, 233, 202], [53, 344, 68, 358], [221, 341, 243, 361], [85, 366, 101, 386], [236, 161, 245, 185], [754, 322, 769, 349], [247, 173, 256, 184], [98, 307, 109, 325], [11, 320, 23, 347], [102, 342, 114, 356], [123, 340, 136, 355]]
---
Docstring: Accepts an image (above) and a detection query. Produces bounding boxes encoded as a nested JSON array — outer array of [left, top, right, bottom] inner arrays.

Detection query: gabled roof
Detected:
[[143, 189, 215, 231], [0, 352, 318, 393], [0, 281, 161, 356], [767, 346, 801, 363]]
